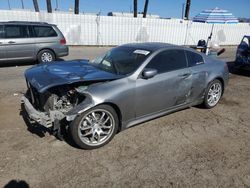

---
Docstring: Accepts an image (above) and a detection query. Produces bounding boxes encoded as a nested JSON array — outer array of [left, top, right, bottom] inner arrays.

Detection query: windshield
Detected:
[[90, 47, 151, 75]]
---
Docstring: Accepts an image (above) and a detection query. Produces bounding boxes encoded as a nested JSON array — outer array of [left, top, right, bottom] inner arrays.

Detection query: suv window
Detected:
[[186, 51, 204, 67], [0, 25, 4, 38], [33, 26, 57, 37], [146, 49, 187, 73], [5, 25, 29, 38]]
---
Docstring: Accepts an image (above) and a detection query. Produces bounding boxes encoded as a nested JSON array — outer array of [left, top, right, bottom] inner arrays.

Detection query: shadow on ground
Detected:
[[4, 180, 29, 188]]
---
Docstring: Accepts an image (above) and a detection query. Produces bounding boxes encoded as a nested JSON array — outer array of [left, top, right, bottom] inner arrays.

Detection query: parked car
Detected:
[[22, 43, 229, 149], [0, 21, 68, 64], [235, 35, 250, 69]]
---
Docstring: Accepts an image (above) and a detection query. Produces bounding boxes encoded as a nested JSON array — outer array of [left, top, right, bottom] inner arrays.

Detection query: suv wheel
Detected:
[[204, 79, 223, 109], [70, 105, 119, 149], [37, 49, 55, 63]]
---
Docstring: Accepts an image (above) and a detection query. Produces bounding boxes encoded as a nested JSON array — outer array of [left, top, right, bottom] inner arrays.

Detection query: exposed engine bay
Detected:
[[25, 81, 103, 128]]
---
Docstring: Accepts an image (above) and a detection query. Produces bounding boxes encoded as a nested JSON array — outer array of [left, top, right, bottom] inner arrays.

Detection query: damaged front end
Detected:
[[21, 81, 96, 129], [21, 60, 122, 131]]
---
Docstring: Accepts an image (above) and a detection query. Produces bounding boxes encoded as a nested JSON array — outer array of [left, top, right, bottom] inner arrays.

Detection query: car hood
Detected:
[[25, 60, 123, 93]]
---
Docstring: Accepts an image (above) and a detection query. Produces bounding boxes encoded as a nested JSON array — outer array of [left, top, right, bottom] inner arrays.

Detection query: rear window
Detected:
[[5, 25, 29, 38], [0, 25, 4, 38], [33, 26, 58, 37], [186, 51, 204, 67]]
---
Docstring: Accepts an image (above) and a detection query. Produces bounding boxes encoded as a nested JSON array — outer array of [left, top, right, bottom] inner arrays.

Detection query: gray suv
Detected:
[[0, 21, 68, 64]]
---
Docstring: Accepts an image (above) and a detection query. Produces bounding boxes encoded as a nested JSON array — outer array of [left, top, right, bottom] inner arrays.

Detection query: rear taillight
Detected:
[[60, 38, 66, 45]]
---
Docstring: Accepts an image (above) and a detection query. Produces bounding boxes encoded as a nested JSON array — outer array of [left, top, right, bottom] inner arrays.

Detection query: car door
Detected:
[[0, 24, 6, 62], [4, 24, 35, 61], [185, 50, 206, 102], [236, 37, 250, 63], [135, 49, 192, 118]]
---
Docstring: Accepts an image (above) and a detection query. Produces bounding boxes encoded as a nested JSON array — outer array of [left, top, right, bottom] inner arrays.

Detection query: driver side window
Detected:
[[146, 49, 187, 74]]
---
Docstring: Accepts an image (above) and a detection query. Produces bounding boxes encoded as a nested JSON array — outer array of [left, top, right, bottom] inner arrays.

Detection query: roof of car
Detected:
[[120, 42, 182, 52], [244, 35, 250, 39], [0, 21, 56, 26]]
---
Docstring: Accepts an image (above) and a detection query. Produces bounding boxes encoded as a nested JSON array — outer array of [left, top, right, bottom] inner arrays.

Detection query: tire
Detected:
[[69, 105, 119, 149], [203, 79, 223, 109], [37, 49, 55, 63]]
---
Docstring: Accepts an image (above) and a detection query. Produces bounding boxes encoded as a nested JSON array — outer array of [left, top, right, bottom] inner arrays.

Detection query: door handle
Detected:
[[8, 41, 15, 44], [178, 73, 191, 79]]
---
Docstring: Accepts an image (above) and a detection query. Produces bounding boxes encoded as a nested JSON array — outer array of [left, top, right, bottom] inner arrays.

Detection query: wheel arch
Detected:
[[101, 102, 123, 132], [214, 77, 225, 95], [207, 76, 225, 96]]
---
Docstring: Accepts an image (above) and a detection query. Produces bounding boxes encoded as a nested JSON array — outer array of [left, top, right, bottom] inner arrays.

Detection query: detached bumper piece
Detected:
[[21, 96, 53, 128]]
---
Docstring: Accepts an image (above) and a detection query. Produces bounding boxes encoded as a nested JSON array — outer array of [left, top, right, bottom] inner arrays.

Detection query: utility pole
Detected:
[[181, 3, 185, 19], [184, 0, 191, 20], [33, 0, 39, 12], [75, 0, 80, 14], [55, 0, 59, 11], [46, 0, 52, 13], [21, 0, 24, 9], [143, 0, 149, 18], [7, 0, 11, 10], [134, 0, 137, 17]]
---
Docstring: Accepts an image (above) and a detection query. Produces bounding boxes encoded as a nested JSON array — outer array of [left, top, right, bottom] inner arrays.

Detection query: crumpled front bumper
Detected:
[[21, 93, 96, 128], [21, 96, 53, 128]]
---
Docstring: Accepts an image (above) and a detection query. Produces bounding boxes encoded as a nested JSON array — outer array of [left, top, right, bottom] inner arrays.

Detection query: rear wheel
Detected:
[[37, 49, 55, 63], [203, 79, 223, 109], [69, 105, 119, 149]]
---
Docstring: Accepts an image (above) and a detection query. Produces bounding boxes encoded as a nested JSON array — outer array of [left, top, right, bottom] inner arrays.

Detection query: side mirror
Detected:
[[141, 68, 158, 79]]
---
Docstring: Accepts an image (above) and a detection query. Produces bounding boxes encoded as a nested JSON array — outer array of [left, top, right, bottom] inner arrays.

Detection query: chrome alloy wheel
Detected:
[[41, 52, 53, 62], [78, 109, 115, 146], [207, 82, 222, 107]]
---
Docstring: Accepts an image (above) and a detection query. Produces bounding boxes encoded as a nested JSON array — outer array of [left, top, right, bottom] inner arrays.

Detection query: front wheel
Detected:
[[69, 105, 119, 149], [203, 79, 223, 109]]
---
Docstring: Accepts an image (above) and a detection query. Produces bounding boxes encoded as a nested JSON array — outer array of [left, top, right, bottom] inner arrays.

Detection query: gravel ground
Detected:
[[0, 46, 250, 188]]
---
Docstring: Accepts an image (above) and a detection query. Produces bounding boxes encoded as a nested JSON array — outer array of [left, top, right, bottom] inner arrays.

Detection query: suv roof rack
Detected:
[[7, 21, 49, 25]]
